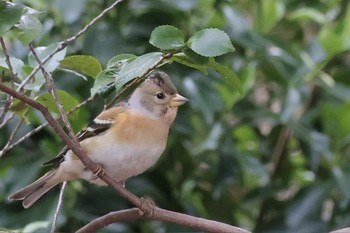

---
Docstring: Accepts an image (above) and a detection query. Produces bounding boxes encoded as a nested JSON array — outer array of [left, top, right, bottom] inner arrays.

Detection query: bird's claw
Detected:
[[90, 163, 105, 180], [138, 197, 156, 217]]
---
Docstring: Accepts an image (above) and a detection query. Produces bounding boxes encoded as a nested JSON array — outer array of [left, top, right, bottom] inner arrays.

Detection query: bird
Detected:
[[8, 70, 188, 208]]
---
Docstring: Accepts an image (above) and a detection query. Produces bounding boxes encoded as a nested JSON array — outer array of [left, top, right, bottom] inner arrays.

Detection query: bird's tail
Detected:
[[8, 170, 59, 208]]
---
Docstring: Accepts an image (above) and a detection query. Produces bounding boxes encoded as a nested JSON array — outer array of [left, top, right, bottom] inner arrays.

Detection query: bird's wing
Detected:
[[42, 103, 126, 166]]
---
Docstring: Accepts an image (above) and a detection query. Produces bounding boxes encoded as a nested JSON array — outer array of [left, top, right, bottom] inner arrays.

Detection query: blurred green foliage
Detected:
[[1, 0, 350, 232]]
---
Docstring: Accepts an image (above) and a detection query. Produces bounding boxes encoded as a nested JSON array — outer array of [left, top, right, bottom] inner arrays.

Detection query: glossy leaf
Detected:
[[0, 2, 24, 36], [36, 90, 79, 118], [106, 54, 137, 70], [90, 71, 115, 97], [117, 52, 163, 92], [60, 55, 102, 79], [171, 53, 208, 74], [14, 14, 43, 44], [187, 28, 235, 57], [0, 57, 25, 79], [28, 43, 67, 72], [149, 25, 185, 50]]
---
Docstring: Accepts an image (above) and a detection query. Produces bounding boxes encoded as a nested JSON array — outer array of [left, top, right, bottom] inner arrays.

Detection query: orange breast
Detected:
[[113, 112, 169, 146]]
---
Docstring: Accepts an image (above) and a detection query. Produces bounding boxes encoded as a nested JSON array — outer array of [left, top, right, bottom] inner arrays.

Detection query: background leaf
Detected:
[[207, 59, 242, 93]]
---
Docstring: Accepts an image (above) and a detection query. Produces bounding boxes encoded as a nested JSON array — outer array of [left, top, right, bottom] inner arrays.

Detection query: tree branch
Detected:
[[28, 43, 78, 142], [77, 208, 250, 233], [0, 37, 16, 126], [0, 96, 93, 154]]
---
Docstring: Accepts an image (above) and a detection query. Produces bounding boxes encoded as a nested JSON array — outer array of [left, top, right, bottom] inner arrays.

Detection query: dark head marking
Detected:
[[147, 70, 177, 95]]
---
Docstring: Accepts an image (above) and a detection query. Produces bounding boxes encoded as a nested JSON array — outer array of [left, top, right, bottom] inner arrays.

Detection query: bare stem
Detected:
[[0, 96, 93, 154], [28, 43, 78, 142], [0, 117, 24, 157], [0, 37, 16, 125], [51, 181, 67, 233]]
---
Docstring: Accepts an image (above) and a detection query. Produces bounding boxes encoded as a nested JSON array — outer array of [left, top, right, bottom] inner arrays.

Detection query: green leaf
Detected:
[[288, 8, 326, 24], [117, 52, 163, 92], [22, 221, 50, 233], [255, 0, 285, 33], [0, 2, 24, 36], [183, 49, 209, 64], [106, 54, 137, 70], [90, 71, 116, 97], [9, 99, 28, 121], [36, 90, 79, 119], [171, 53, 208, 74], [14, 14, 43, 44], [60, 55, 102, 79], [186, 28, 234, 57], [322, 102, 350, 147], [207, 59, 242, 93], [319, 4, 350, 57], [0, 57, 25, 79], [149, 25, 185, 50], [28, 43, 67, 72]]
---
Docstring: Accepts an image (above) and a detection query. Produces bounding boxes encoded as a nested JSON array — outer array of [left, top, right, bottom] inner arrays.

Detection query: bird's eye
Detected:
[[156, 92, 165, 100]]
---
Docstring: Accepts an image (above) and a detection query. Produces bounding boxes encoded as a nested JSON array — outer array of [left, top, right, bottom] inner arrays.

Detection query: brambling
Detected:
[[9, 70, 188, 208]]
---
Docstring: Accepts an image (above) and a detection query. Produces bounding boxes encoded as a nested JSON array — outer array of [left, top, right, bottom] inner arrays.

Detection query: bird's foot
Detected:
[[138, 197, 156, 217], [119, 180, 125, 188], [90, 163, 105, 180]]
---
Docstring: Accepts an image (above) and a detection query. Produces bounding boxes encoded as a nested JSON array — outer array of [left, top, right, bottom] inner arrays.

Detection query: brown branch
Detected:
[[77, 208, 250, 233]]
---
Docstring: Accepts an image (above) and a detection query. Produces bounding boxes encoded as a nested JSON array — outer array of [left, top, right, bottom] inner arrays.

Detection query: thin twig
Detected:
[[29, 43, 78, 142], [0, 96, 93, 155], [17, 0, 125, 92], [51, 181, 67, 233], [2, 122, 48, 152], [0, 117, 24, 157], [0, 112, 15, 129], [0, 37, 16, 124]]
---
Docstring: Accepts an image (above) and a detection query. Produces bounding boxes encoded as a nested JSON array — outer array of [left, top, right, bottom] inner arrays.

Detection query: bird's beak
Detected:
[[170, 94, 189, 107]]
